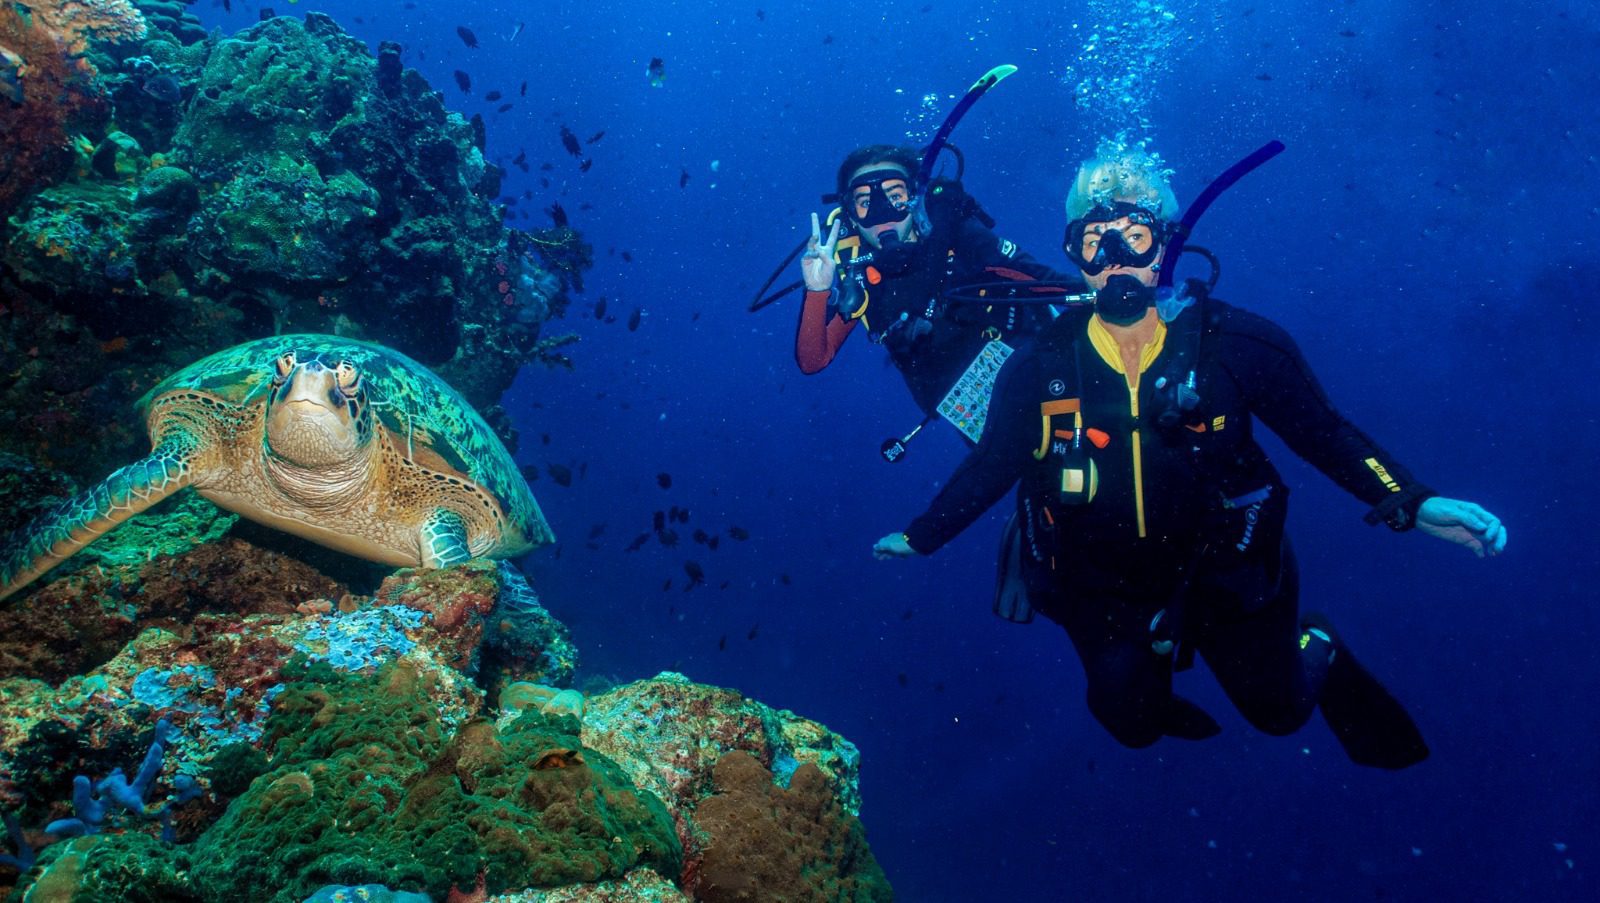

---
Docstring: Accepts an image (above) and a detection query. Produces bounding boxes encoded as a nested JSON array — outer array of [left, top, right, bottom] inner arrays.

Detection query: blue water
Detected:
[[197, 2, 1599, 899]]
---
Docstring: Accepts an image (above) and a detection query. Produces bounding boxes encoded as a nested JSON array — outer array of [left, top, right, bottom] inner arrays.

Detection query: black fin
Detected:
[[1306, 613, 1430, 770], [1164, 694, 1222, 741]]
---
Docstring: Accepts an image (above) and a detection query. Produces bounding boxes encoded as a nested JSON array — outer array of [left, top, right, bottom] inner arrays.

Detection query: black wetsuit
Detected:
[[903, 297, 1436, 747], [860, 214, 1077, 417]]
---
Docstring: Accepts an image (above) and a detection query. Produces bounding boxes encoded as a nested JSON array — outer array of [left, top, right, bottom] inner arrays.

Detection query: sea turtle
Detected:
[[0, 335, 553, 602]]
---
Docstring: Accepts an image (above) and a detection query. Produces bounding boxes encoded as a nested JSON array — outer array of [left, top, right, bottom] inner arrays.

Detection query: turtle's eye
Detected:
[[334, 361, 362, 397], [271, 351, 297, 390]]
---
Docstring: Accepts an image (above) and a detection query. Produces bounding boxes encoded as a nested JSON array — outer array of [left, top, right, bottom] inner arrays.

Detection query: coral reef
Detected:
[[0, 0, 138, 217], [693, 751, 891, 903], [0, 12, 579, 481], [11, 660, 681, 902]]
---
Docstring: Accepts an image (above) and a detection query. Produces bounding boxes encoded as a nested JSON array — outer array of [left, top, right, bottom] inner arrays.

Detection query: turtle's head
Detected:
[[264, 350, 374, 467]]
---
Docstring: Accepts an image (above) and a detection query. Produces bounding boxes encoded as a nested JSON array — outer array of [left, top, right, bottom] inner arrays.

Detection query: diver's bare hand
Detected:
[[1415, 497, 1507, 558], [801, 212, 841, 292], [872, 532, 917, 560]]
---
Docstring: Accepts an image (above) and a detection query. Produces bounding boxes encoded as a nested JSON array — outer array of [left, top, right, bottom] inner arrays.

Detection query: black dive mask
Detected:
[[1096, 274, 1155, 323], [1063, 201, 1165, 276], [848, 168, 915, 229]]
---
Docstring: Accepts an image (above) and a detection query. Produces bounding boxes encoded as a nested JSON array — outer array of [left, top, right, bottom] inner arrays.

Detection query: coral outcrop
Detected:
[[1, 12, 581, 481], [693, 751, 891, 903]]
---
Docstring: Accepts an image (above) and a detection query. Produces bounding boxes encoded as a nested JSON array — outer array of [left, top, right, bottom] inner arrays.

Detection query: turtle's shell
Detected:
[[138, 334, 548, 552]]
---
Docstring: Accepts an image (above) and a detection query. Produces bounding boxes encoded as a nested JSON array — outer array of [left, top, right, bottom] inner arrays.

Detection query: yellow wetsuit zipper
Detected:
[[1087, 316, 1167, 539]]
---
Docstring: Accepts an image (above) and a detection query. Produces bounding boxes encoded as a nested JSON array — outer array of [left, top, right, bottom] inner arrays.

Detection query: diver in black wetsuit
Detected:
[[796, 144, 1084, 422], [872, 140, 1507, 768]]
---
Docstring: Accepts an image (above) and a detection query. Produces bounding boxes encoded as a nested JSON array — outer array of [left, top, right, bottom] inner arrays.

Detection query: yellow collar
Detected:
[[1086, 314, 1167, 376]]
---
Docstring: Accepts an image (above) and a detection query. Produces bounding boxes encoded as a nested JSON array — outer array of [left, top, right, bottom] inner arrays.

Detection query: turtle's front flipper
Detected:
[[420, 509, 473, 568], [1, 442, 199, 603]]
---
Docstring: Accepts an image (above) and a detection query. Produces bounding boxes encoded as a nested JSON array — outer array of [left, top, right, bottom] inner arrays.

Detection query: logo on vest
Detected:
[[1048, 378, 1066, 396]]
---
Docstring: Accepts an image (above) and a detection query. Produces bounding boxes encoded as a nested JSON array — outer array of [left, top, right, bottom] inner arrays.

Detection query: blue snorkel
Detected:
[[909, 64, 1018, 236], [1153, 140, 1286, 320]]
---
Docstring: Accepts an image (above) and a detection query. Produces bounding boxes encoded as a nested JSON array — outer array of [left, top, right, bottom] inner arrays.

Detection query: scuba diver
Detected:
[[795, 143, 1085, 431], [871, 139, 1507, 769]]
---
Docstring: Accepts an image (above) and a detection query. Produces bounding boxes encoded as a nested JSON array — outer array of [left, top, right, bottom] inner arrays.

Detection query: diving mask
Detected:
[[1063, 201, 1166, 276], [848, 168, 915, 229]]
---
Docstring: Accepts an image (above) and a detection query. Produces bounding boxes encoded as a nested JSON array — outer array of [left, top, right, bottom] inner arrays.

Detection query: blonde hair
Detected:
[[1065, 136, 1179, 221]]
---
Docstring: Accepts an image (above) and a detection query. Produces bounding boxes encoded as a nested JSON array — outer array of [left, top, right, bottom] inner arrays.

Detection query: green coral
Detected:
[[67, 492, 236, 575], [189, 660, 681, 902]]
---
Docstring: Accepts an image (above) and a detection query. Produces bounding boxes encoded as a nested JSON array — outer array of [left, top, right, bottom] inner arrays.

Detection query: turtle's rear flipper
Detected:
[[0, 443, 198, 603]]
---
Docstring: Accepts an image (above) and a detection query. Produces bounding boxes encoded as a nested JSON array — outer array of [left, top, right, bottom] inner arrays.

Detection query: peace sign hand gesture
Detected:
[[801, 212, 841, 292]]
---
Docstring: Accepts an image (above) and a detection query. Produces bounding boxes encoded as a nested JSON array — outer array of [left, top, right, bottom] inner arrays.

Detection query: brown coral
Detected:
[[692, 751, 892, 903], [0, 0, 145, 216], [23, 0, 147, 55]]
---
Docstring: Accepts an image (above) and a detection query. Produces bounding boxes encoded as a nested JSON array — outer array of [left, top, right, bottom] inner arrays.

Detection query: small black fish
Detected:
[[1255, 73, 1273, 81], [653, 511, 666, 531], [547, 202, 568, 227], [707, 535, 720, 551], [719, 635, 728, 651], [541, 433, 551, 445], [594, 297, 607, 319], [540, 161, 554, 171], [625, 532, 650, 553], [222, 0, 231, 12], [540, 177, 550, 188], [559, 125, 581, 157], [678, 168, 690, 188], [627, 307, 642, 332], [662, 578, 673, 591], [684, 561, 705, 588], [620, 251, 633, 262], [486, 90, 503, 101], [901, 608, 915, 620], [779, 574, 791, 585], [822, 34, 834, 45], [518, 464, 539, 481], [497, 103, 513, 113], [658, 528, 679, 547], [523, 189, 533, 199], [647, 57, 665, 87], [1338, 29, 1358, 37], [669, 506, 688, 524], [718, 580, 730, 589], [519, 80, 528, 96], [456, 25, 479, 48], [579, 159, 594, 172], [756, 9, 765, 21], [587, 523, 606, 540], [547, 463, 573, 486], [693, 528, 709, 545], [453, 70, 471, 93], [587, 130, 605, 144], [728, 526, 750, 541], [578, 202, 594, 211], [897, 673, 908, 687], [657, 472, 672, 489], [747, 624, 760, 640]]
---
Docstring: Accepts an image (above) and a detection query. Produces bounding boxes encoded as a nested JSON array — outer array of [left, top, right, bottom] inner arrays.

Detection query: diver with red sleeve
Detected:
[[872, 140, 1507, 769]]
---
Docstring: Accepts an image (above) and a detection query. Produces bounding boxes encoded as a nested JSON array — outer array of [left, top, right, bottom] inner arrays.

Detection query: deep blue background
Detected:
[[194, 2, 1600, 899]]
